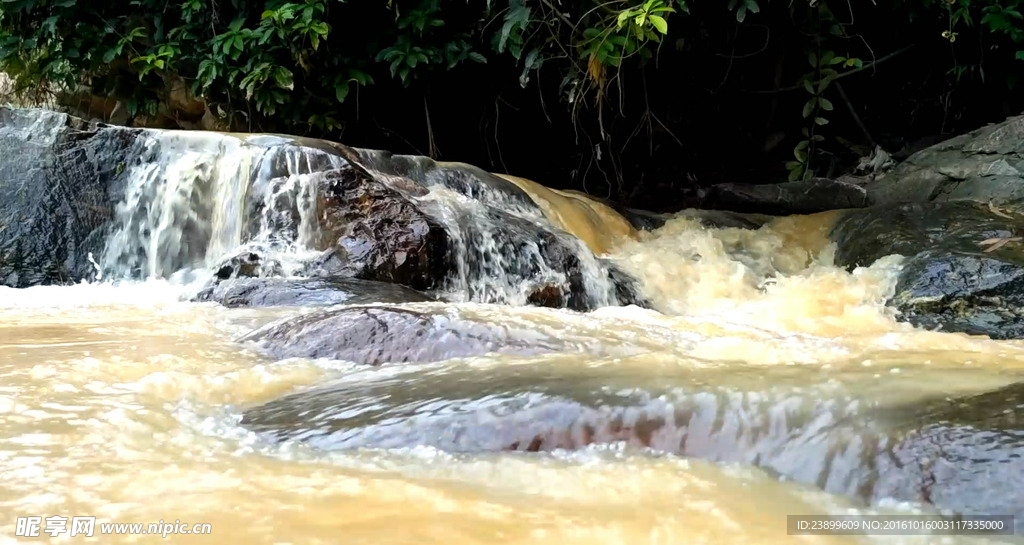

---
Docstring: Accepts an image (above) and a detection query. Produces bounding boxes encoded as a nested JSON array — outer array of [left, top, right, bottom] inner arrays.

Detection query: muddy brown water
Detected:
[[2, 213, 1024, 544]]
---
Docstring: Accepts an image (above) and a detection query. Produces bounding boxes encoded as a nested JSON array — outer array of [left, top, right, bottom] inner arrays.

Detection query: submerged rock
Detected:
[[831, 201, 1024, 338], [240, 305, 584, 364], [869, 383, 1024, 531], [243, 376, 1024, 531], [194, 277, 433, 308]]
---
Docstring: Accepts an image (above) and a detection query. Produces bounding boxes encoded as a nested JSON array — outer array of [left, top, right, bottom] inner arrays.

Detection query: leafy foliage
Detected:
[[1, 0, 1023, 184], [0, 0, 680, 132]]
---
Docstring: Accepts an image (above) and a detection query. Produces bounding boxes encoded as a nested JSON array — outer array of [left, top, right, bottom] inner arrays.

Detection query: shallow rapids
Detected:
[[2, 211, 1024, 544]]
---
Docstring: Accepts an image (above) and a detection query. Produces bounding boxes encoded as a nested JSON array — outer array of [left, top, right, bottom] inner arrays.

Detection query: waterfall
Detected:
[[93, 128, 627, 307], [0, 107, 632, 307]]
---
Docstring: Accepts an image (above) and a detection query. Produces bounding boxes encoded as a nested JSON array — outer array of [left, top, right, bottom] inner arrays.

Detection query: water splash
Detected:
[[611, 213, 906, 335]]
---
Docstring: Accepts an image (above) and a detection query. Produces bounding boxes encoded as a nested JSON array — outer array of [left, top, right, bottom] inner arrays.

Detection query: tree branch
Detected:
[[749, 44, 915, 94]]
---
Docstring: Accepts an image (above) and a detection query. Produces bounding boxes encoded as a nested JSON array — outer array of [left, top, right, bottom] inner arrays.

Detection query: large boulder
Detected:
[[865, 115, 1024, 206], [285, 159, 643, 310], [831, 201, 1024, 338], [194, 277, 433, 308], [0, 108, 137, 287]]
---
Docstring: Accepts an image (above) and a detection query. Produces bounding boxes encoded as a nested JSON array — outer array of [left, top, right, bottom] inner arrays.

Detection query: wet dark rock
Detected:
[[0, 107, 138, 287], [195, 277, 433, 308], [243, 376, 1024, 531], [467, 208, 593, 310], [241, 305, 576, 364], [831, 201, 1024, 338], [675, 209, 773, 230], [212, 251, 283, 280], [702, 177, 871, 216], [525, 283, 566, 308], [619, 207, 669, 231], [352, 149, 538, 209], [868, 383, 1024, 531], [302, 166, 451, 291], [334, 150, 641, 310], [865, 115, 1024, 206], [606, 262, 650, 307]]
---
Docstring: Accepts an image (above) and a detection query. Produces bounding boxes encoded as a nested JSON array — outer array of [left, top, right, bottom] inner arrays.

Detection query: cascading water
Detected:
[[99, 131, 345, 280], [93, 127, 627, 307]]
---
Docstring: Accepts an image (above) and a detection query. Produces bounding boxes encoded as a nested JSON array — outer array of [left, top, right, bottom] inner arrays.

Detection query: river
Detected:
[[1, 108, 1022, 543]]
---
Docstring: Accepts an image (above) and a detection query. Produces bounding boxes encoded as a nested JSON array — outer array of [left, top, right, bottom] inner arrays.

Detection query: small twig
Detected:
[[493, 99, 510, 174], [424, 96, 440, 159], [835, 79, 876, 148], [649, 111, 685, 150], [714, 25, 771, 60], [538, 0, 574, 26]]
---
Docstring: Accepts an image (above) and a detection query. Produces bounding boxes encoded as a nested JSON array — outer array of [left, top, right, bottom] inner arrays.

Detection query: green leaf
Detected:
[[808, 52, 818, 68], [275, 67, 294, 90], [802, 97, 817, 118], [649, 15, 668, 34], [468, 52, 487, 63], [814, 117, 829, 126], [617, 11, 631, 29], [335, 81, 349, 102], [802, 79, 814, 94], [1016, 51, 1024, 61], [819, 98, 834, 111], [42, 15, 59, 36]]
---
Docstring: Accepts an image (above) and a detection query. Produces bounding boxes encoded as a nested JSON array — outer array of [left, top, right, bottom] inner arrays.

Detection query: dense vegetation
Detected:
[[2, 0, 1023, 209]]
